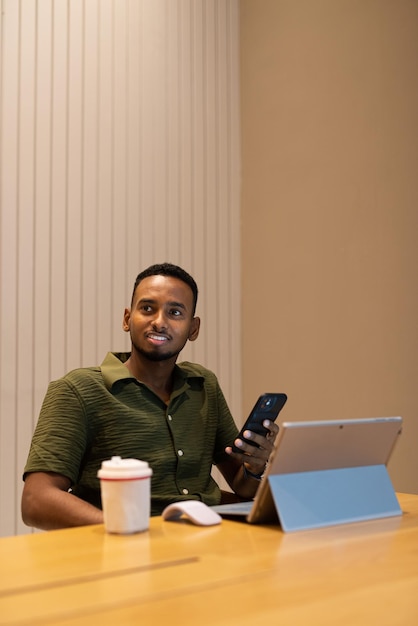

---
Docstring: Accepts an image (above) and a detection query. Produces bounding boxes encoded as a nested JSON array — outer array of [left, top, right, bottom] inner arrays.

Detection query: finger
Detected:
[[241, 428, 275, 452], [227, 437, 269, 465], [264, 419, 279, 435], [244, 447, 269, 475], [241, 440, 271, 466], [263, 420, 279, 442]]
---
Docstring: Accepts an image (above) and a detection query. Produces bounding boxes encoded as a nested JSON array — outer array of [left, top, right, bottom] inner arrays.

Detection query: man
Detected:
[[22, 263, 278, 530]]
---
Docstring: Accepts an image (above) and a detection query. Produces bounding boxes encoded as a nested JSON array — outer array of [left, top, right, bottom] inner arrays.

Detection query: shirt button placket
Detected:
[[177, 448, 188, 494], [169, 413, 188, 496]]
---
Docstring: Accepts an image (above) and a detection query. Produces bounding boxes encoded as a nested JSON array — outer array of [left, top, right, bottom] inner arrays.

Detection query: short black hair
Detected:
[[131, 263, 198, 315]]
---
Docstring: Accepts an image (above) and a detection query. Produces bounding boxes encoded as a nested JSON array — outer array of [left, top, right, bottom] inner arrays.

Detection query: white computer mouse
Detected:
[[162, 500, 222, 526]]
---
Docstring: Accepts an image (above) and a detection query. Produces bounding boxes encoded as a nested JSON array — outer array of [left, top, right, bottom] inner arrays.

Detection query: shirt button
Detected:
[[168, 415, 173, 421], [178, 450, 184, 456], [182, 488, 189, 495]]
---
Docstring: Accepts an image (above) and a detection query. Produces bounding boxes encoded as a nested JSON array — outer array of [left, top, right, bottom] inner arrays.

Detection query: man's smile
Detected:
[[147, 333, 169, 343]]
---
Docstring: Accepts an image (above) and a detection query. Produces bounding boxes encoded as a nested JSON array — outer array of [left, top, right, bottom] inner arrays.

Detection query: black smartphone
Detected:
[[232, 393, 287, 453]]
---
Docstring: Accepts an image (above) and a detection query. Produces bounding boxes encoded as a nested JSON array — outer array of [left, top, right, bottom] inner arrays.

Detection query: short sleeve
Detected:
[[23, 378, 89, 484]]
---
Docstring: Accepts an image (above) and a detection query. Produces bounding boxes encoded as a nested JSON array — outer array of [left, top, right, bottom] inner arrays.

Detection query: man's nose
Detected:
[[152, 310, 167, 329]]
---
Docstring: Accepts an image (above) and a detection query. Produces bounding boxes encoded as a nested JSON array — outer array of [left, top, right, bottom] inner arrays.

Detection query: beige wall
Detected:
[[240, 0, 418, 493], [0, 0, 240, 536]]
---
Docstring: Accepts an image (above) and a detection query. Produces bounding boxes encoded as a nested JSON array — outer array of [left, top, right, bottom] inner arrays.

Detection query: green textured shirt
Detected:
[[23, 352, 239, 515]]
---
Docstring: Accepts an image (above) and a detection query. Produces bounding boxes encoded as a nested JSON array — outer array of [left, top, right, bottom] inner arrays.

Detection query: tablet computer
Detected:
[[213, 416, 403, 531]]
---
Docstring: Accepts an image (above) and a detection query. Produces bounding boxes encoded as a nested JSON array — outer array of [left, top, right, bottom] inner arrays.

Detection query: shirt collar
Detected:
[[100, 352, 204, 392], [100, 352, 133, 390]]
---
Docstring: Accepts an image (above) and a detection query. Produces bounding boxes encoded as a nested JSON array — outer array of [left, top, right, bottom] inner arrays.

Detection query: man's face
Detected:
[[123, 275, 200, 362]]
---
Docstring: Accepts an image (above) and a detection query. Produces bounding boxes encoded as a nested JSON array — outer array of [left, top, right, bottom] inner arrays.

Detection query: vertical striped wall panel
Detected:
[[0, 0, 241, 536]]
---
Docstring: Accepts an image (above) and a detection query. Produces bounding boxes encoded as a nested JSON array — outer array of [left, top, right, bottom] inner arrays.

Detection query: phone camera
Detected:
[[260, 397, 275, 411]]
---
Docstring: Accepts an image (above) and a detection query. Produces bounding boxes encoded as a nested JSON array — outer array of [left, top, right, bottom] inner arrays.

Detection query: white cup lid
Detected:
[[97, 456, 152, 479]]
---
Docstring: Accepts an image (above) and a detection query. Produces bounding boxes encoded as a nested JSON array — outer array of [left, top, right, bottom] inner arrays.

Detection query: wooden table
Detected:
[[1, 493, 418, 625]]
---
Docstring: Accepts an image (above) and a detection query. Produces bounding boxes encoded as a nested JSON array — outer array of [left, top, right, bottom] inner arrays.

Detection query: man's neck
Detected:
[[124, 353, 176, 404]]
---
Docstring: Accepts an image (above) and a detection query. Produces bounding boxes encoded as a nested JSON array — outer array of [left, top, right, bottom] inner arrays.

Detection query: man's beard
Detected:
[[135, 344, 181, 363]]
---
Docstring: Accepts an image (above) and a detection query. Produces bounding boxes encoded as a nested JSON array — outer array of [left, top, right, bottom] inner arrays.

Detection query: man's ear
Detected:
[[188, 316, 200, 342], [122, 308, 131, 332]]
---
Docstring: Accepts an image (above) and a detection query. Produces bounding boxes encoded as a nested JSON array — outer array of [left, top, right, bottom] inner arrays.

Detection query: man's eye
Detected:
[[141, 305, 153, 313], [170, 309, 182, 317]]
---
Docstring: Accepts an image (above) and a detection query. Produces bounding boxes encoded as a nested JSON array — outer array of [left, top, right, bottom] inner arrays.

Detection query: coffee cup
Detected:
[[97, 456, 152, 534]]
